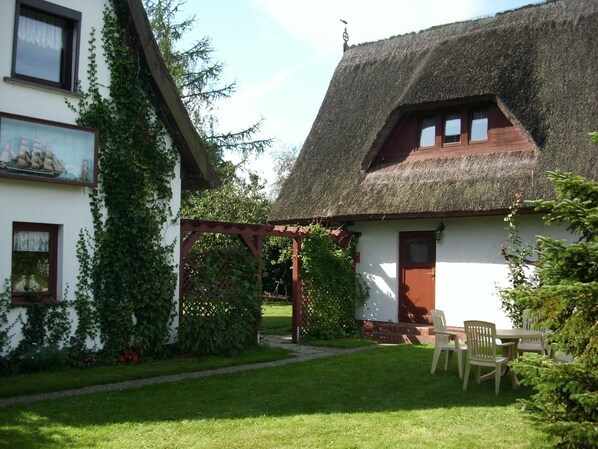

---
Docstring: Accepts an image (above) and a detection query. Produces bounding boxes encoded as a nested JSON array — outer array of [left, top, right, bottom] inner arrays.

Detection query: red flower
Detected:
[[118, 356, 125, 363], [132, 355, 139, 362]]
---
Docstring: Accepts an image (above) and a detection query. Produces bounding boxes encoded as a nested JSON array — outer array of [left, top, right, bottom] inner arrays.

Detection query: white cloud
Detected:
[[212, 63, 304, 136], [252, 0, 490, 54], [251, 0, 545, 57]]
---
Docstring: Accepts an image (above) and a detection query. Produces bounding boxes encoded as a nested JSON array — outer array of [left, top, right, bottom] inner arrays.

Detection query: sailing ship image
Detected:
[[0, 135, 66, 177]]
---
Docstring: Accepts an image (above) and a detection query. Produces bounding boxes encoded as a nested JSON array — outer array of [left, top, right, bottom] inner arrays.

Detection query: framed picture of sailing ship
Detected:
[[0, 112, 98, 187]]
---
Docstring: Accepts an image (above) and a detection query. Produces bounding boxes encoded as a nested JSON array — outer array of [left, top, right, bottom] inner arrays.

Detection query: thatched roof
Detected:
[[124, 0, 219, 190], [269, 0, 597, 224]]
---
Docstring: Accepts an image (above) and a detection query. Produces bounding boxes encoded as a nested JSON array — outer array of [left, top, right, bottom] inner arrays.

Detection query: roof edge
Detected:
[[123, 0, 220, 190]]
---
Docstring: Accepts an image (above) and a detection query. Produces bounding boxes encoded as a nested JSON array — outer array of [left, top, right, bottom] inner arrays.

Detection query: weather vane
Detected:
[[340, 19, 349, 52]]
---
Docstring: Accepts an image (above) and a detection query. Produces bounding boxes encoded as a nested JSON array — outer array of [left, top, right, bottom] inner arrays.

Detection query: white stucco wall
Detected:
[[0, 1, 110, 124], [0, 0, 183, 349], [351, 215, 571, 328]]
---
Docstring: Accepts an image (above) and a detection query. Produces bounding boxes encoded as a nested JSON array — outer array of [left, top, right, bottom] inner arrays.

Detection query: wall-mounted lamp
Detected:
[[435, 222, 445, 242]]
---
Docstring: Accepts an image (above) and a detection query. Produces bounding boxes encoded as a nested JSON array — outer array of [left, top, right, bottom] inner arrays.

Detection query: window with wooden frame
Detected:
[[369, 99, 536, 168], [469, 109, 489, 142], [416, 108, 486, 150], [11, 0, 81, 92], [443, 112, 462, 145], [418, 116, 436, 148], [11, 222, 59, 304]]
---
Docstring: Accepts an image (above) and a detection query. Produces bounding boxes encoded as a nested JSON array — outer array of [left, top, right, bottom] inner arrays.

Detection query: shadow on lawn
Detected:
[[0, 345, 533, 448]]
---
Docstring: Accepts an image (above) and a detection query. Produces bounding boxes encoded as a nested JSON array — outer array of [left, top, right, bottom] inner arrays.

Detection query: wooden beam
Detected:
[[181, 231, 204, 257], [239, 234, 259, 256], [180, 219, 352, 242], [256, 236, 264, 291], [291, 237, 302, 343]]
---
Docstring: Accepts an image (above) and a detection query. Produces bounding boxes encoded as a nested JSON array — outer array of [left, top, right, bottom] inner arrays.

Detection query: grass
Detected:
[[260, 300, 292, 335], [303, 337, 378, 348], [1, 301, 291, 399], [0, 344, 549, 449], [0, 346, 290, 399]]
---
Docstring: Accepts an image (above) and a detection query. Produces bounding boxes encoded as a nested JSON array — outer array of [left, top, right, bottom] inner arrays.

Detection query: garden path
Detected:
[[0, 336, 382, 407]]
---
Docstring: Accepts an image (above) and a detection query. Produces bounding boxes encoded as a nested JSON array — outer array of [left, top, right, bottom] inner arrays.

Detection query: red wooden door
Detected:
[[398, 231, 436, 324]]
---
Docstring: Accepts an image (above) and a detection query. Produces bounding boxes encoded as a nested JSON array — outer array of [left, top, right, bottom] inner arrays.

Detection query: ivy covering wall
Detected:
[[74, 2, 178, 356]]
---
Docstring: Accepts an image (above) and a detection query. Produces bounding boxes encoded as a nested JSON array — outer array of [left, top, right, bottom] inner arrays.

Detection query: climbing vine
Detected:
[[179, 243, 261, 355], [74, 2, 178, 356], [0, 280, 15, 359], [498, 189, 537, 327], [69, 230, 98, 354], [300, 225, 368, 339]]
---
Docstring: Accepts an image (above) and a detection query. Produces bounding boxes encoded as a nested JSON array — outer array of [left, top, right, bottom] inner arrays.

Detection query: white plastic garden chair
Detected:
[[463, 320, 516, 395], [518, 309, 548, 356], [430, 309, 467, 379]]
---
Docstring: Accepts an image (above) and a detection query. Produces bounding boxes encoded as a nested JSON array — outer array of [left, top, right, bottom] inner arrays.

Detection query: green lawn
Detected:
[[0, 345, 549, 449], [260, 300, 292, 335], [0, 347, 290, 399]]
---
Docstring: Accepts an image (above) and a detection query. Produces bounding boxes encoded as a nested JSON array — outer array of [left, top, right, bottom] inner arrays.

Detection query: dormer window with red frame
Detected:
[[470, 110, 488, 142], [418, 117, 436, 147], [370, 100, 533, 167], [443, 113, 461, 145]]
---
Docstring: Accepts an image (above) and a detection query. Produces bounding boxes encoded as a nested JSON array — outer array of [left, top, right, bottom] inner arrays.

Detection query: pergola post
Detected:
[[291, 236, 302, 343]]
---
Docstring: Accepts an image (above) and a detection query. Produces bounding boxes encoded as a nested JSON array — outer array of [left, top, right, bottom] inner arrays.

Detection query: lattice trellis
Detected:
[[181, 251, 235, 320], [299, 289, 311, 338]]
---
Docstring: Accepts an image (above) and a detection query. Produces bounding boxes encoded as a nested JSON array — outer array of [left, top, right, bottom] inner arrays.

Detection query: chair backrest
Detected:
[[464, 320, 497, 361], [431, 309, 450, 345], [522, 309, 545, 344]]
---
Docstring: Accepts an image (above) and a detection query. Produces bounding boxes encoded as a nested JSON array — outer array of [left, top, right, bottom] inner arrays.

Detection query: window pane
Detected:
[[470, 110, 488, 141], [405, 237, 434, 263], [15, 8, 67, 83], [419, 117, 435, 147], [444, 113, 461, 144], [12, 230, 51, 294]]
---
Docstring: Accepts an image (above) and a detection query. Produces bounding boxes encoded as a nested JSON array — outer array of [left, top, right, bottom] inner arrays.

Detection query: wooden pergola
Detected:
[[180, 219, 353, 342]]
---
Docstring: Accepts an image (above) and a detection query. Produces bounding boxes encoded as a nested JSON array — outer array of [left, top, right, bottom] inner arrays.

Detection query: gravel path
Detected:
[[0, 335, 381, 407]]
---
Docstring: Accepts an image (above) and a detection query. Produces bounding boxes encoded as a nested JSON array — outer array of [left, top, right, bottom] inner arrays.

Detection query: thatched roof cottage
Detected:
[[269, 0, 597, 338]]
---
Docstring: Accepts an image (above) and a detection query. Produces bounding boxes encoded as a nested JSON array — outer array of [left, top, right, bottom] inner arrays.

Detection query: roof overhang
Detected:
[[123, 0, 219, 190]]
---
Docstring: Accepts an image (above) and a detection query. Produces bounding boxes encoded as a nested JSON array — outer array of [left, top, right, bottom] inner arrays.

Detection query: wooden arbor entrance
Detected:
[[180, 219, 353, 343]]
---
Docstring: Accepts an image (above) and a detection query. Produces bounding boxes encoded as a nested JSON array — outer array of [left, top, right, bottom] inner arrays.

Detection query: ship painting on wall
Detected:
[[0, 112, 98, 187]]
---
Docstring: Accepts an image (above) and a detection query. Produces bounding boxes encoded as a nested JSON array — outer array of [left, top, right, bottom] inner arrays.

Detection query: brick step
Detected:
[[359, 320, 436, 344], [358, 320, 468, 345]]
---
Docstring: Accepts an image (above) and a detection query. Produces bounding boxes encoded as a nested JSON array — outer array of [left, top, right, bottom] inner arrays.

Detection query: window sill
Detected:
[[11, 296, 60, 306], [4, 77, 82, 98]]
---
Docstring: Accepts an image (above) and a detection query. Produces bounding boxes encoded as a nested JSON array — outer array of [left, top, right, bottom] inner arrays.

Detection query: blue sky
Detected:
[[177, 0, 543, 190]]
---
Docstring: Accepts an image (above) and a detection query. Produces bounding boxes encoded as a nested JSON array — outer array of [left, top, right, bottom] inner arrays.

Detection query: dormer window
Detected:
[[11, 0, 81, 92], [418, 117, 436, 147], [369, 99, 535, 168], [470, 110, 488, 142], [443, 113, 461, 145]]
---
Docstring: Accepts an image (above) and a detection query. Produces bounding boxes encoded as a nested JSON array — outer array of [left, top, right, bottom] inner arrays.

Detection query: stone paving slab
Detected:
[[0, 336, 382, 407]]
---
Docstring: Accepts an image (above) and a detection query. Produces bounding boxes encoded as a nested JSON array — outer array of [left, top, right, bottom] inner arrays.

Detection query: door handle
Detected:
[[427, 268, 435, 279]]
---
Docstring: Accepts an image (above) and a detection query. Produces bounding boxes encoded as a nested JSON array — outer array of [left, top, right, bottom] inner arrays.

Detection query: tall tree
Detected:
[[143, 0, 270, 170], [504, 168, 598, 449], [270, 145, 299, 201]]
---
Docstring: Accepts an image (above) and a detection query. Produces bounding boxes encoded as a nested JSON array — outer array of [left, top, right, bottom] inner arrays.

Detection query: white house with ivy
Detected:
[[0, 0, 218, 353]]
